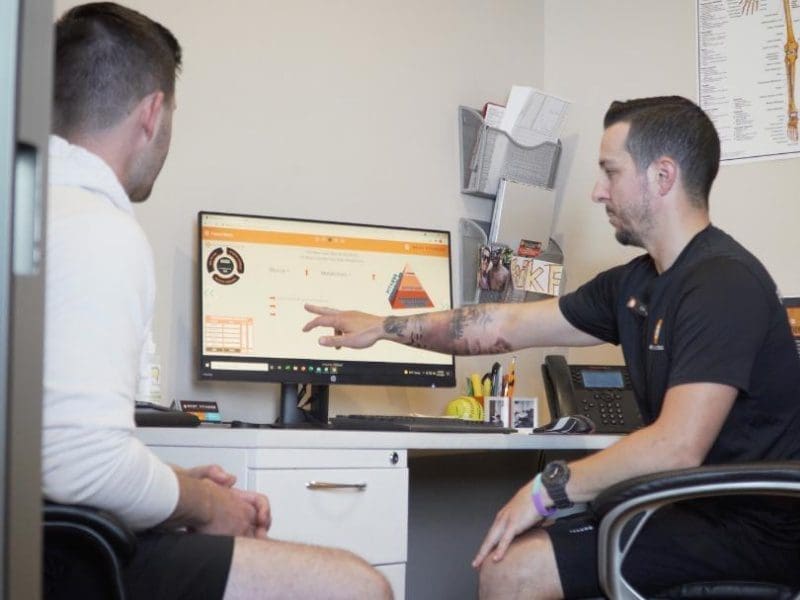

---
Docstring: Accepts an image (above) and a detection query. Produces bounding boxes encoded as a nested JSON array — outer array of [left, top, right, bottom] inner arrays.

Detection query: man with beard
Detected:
[[303, 96, 800, 598]]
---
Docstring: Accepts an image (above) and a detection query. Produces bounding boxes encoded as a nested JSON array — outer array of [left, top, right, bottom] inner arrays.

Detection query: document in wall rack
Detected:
[[502, 85, 570, 147], [483, 86, 570, 194]]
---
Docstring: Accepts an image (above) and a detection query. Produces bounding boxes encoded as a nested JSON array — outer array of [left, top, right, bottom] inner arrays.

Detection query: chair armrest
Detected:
[[44, 502, 137, 561], [591, 461, 800, 600]]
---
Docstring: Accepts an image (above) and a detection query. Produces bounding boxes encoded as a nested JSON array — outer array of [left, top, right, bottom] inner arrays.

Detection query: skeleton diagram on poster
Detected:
[[697, 0, 800, 162]]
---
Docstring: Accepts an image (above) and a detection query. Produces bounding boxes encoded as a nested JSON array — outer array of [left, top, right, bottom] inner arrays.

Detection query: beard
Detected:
[[610, 177, 653, 249], [614, 227, 644, 248]]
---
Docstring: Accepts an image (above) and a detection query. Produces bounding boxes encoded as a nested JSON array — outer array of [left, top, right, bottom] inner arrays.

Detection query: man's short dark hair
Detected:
[[53, 2, 182, 136], [603, 96, 720, 208]]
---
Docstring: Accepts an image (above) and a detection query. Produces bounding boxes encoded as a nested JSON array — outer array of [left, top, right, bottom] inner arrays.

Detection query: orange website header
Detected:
[[202, 226, 448, 257]]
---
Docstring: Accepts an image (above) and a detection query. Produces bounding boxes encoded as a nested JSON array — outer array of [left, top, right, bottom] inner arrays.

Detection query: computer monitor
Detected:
[[198, 211, 456, 426]]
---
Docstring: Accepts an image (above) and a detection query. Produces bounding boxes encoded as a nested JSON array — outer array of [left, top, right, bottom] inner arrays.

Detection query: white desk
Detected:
[[137, 427, 620, 600]]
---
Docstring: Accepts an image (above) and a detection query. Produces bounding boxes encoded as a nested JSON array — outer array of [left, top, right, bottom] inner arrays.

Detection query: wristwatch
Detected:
[[540, 460, 573, 509]]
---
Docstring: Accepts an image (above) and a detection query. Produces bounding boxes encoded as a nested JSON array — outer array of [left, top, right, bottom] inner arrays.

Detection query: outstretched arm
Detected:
[[303, 297, 601, 356]]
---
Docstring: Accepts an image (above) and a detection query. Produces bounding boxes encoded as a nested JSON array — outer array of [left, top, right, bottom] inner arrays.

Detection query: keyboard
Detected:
[[329, 414, 516, 434]]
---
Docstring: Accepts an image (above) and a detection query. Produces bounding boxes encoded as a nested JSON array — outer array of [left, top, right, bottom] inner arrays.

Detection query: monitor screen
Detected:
[[198, 211, 456, 422]]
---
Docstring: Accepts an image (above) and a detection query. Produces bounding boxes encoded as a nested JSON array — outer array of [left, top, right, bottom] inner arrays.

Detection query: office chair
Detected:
[[591, 461, 800, 600], [43, 502, 137, 600]]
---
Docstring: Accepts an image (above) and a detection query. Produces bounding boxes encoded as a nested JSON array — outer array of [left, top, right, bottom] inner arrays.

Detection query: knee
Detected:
[[479, 553, 518, 599], [360, 563, 392, 600], [478, 533, 561, 600], [336, 549, 393, 600]]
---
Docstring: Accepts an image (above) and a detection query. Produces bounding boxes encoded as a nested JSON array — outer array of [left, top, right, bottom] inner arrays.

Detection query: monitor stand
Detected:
[[271, 383, 330, 428]]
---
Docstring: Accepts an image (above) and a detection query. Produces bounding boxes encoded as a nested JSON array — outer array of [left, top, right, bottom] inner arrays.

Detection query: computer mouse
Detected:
[[229, 420, 263, 428], [532, 414, 596, 434]]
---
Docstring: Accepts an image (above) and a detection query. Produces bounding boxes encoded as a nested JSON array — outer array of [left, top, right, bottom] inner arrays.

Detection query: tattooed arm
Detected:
[[303, 299, 600, 355]]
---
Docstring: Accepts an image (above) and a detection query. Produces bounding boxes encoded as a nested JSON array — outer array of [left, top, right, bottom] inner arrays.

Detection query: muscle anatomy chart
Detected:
[[698, 0, 800, 162]]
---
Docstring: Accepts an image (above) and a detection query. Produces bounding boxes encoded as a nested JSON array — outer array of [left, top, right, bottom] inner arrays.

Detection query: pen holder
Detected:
[[484, 396, 510, 428], [484, 396, 538, 431]]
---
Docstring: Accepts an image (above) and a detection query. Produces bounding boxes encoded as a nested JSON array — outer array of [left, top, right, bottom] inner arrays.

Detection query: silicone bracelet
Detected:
[[532, 474, 557, 518]]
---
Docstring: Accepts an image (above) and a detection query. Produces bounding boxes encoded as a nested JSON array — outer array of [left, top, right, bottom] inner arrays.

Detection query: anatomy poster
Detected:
[[697, 0, 800, 162]]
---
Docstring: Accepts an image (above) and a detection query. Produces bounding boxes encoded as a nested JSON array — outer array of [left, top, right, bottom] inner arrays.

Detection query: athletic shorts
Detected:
[[122, 530, 235, 600], [546, 500, 800, 599]]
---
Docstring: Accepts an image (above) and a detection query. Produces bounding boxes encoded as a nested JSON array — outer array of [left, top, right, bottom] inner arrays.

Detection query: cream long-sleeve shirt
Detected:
[[42, 135, 178, 530]]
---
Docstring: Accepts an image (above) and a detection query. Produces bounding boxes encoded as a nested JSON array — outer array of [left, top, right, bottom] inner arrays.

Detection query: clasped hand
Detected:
[[180, 464, 271, 539]]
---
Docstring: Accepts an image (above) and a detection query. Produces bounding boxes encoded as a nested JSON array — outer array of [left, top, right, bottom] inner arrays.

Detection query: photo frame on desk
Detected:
[[511, 397, 538, 433], [484, 396, 510, 428]]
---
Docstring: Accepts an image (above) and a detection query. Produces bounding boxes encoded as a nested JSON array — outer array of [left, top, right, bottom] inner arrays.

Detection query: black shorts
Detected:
[[546, 500, 800, 599], [123, 530, 234, 600]]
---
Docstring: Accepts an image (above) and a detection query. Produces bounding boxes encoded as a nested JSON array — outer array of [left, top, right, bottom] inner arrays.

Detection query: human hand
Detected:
[[472, 478, 542, 568], [197, 481, 270, 539], [180, 464, 237, 488], [232, 488, 271, 537], [302, 304, 385, 349]]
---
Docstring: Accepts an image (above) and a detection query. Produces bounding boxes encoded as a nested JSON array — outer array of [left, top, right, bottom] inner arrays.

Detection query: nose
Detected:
[[591, 178, 607, 204]]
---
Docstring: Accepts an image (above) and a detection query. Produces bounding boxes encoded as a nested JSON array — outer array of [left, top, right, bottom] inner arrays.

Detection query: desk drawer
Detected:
[[250, 467, 408, 565]]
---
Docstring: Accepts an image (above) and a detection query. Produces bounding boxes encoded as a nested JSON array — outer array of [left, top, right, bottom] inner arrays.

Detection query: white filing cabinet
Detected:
[[148, 443, 408, 599]]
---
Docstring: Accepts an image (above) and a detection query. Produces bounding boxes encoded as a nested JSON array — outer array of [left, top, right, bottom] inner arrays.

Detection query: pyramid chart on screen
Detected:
[[388, 264, 434, 309]]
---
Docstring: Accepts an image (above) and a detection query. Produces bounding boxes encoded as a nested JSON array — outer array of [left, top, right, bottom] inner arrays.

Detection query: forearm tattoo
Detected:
[[383, 305, 512, 355]]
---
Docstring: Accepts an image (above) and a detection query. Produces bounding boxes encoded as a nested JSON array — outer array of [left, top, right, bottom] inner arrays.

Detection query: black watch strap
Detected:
[[541, 460, 573, 509]]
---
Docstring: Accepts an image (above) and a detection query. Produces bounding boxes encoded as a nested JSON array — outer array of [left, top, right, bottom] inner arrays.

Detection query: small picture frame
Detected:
[[484, 396, 510, 428], [511, 397, 537, 433]]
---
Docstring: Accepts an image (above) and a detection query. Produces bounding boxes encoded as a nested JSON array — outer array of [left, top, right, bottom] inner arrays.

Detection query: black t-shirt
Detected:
[[560, 225, 800, 466]]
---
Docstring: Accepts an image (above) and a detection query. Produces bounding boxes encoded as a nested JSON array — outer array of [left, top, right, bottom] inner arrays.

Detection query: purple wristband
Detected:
[[532, 474, 556, 518]]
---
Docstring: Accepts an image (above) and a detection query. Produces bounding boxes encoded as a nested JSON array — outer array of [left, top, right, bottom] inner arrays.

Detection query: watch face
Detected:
[[544, 461, 569, 484]]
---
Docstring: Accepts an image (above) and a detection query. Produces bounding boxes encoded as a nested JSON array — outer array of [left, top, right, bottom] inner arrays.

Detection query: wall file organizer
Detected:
[[458, 106, 562, 198]]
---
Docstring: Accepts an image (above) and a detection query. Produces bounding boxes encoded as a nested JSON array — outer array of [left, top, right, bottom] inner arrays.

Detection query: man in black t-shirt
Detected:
[[303, 96, 800, 598]]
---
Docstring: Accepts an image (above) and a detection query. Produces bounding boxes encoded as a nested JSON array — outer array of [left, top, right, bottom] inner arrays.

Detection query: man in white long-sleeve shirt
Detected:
[[43, 4, 391, 599]]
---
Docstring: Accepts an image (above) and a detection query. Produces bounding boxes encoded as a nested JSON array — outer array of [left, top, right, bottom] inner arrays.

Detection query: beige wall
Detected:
[[53, 0, 800, 422]]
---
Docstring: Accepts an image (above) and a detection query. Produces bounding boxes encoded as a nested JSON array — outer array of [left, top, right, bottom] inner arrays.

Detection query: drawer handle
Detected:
[[306, 481, 367, 491]]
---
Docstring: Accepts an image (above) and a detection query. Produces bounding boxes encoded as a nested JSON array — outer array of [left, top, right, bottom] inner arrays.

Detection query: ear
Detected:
[[136, 90, 165, 143], [650, 156, 678, 196]]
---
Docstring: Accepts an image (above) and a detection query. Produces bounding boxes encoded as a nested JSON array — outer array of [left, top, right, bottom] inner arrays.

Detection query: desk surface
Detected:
[[137, 425, 621, 451]]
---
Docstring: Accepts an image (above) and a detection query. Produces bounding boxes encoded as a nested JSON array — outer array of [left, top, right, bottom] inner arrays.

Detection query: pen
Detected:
[[494, 365, 503, 396], [490, 362, 501, 395], [507, 355, 516, 400]]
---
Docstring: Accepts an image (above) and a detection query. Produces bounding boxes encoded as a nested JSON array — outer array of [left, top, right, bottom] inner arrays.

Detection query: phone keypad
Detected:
[[581, 391, 627, 426]]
